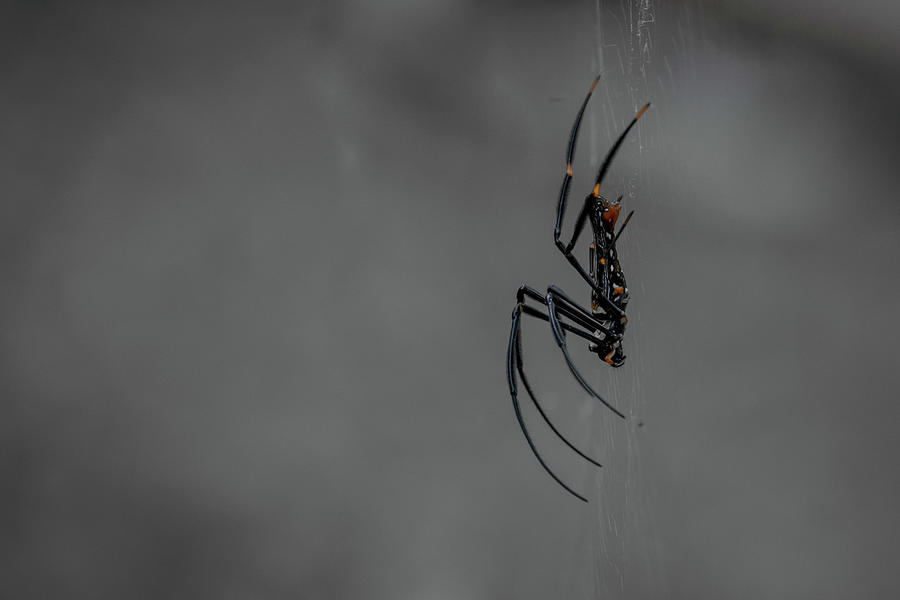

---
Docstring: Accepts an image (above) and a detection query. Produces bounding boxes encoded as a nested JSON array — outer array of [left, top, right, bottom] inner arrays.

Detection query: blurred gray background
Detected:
[[2, 1, 899, 598]]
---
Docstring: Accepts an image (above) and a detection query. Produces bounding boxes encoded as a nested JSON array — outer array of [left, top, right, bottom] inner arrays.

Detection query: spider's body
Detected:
[[506, 76, 649, 502], [588, 195, 630, 366]]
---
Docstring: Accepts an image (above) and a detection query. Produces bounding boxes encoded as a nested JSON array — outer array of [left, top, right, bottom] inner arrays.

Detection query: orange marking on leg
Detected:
[[566, 163, 573, 176], [604, 349, 615, 365], [600, 257, 606, 265], [589, 75, 601, 93], [592, 183, 600, 197], [612, 286, 624, 296], [635, 103, 650, 120]]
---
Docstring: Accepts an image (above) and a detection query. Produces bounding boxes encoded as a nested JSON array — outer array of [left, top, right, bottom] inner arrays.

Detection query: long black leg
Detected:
[[592, 103, 651, 192], [545, 289, 626, 419], [554, 75, 599, 250], [507, 305, 588, 502], [515, 310, 604, 468], [570, 103, 649, 264], [563, 197, 593, 255]]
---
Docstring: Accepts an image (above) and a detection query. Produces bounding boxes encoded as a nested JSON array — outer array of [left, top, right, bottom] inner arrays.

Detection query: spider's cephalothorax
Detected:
[[506, 76, 649, 502]]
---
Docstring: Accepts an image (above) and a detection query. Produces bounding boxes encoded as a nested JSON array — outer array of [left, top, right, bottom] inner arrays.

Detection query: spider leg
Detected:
[[508, 304, 589, 502], [554, 75, 599, 249], [592, 103, 651, 192], [545, 289, 626, 419], [514, 312, 603, 469]]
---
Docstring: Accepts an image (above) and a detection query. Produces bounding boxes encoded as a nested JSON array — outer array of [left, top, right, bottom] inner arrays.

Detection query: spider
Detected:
[[506, 76, 650, 502]]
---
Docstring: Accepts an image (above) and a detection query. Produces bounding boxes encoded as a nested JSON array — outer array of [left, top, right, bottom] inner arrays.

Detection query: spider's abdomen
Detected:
[[589, 227, 629, 367]]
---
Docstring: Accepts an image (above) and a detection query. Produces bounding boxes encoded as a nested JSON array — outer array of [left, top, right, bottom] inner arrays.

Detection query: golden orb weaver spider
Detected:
[[506, 76, 650, 502]]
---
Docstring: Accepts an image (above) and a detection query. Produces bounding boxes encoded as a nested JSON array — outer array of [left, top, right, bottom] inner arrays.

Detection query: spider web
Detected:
[[585, 2, 668, 598]]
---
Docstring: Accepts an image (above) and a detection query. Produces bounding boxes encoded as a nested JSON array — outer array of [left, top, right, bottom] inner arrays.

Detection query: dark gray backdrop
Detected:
[[3, 1, 899, 598]]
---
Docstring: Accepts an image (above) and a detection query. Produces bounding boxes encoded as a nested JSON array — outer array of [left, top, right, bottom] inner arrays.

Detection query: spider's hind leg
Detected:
[[506, 285, 629, 501], [507, 301, 591, 502], [544, 286, 625, 419]]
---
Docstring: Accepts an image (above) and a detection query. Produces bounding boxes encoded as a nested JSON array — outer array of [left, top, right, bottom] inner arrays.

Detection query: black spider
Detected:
[[506, 76, 650, 502]]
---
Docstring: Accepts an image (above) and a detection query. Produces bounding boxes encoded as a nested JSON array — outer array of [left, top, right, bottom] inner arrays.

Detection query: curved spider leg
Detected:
[[545, 291, 626, 420], [508, 304, 588, 502], [593, 102, 651, 191], [514, 316, 603, 468], [554, 75, 599, 247]]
